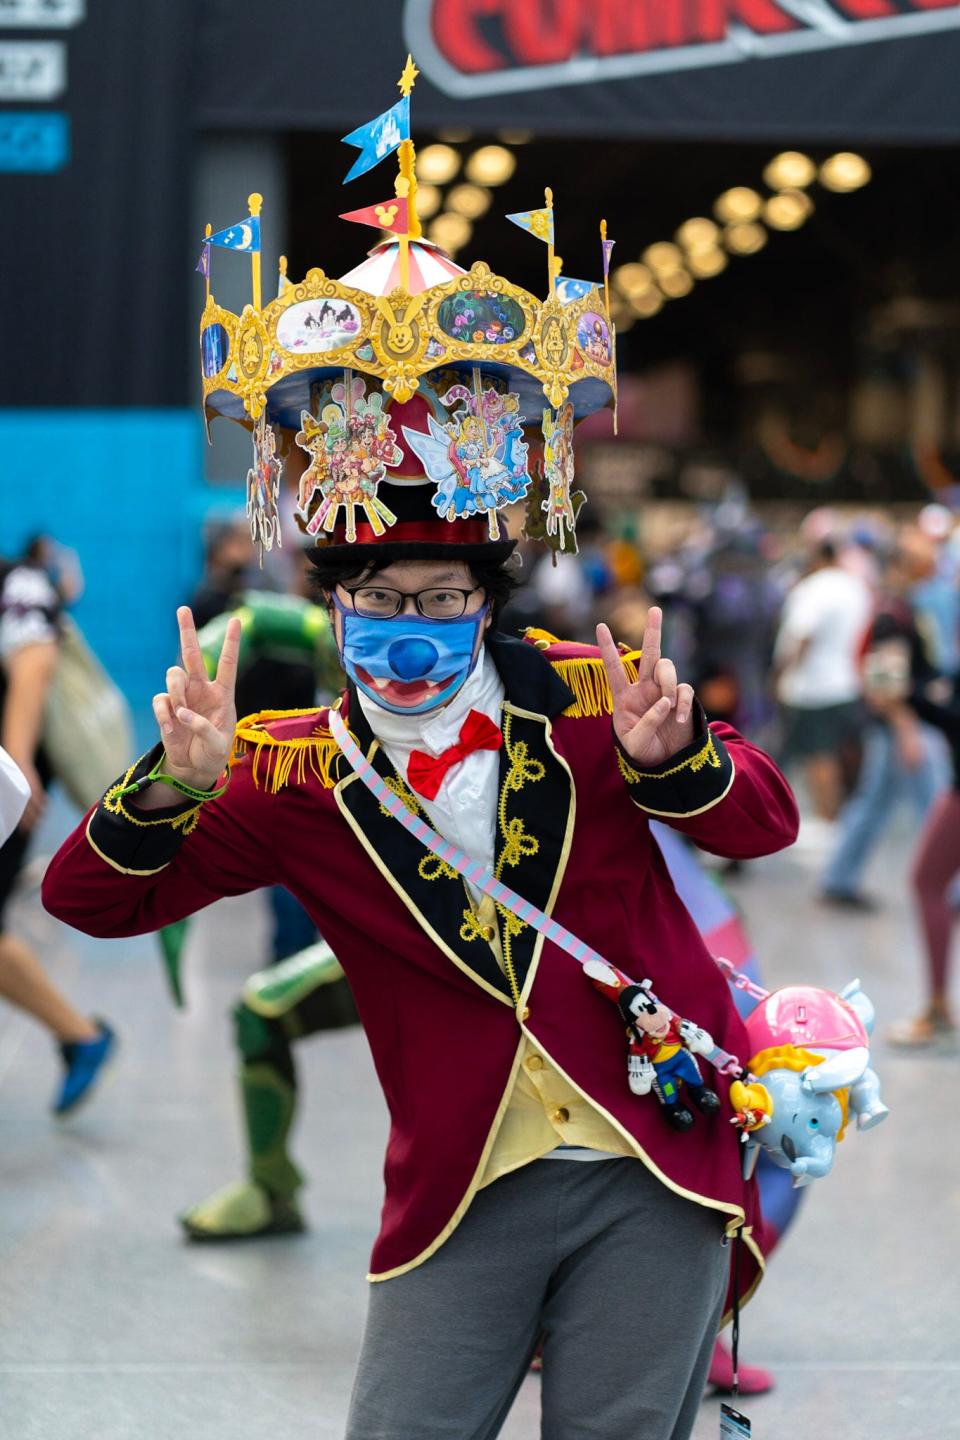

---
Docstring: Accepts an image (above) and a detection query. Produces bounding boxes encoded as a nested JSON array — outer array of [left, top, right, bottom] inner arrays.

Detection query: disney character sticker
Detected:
[[295, 372, 401, 543], [401, 369, 530, 538], [541, 403, 578, 549], [576, 311, 612, 365], [246, 413, 283, 560]]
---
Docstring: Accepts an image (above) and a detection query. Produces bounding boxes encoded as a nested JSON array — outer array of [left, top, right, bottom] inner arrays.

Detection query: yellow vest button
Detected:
[[526, 1055, 544, 1072], [520, 1007, 530, 1022], [552, 1107, 570, 1125], [480, 925, 495, 942]]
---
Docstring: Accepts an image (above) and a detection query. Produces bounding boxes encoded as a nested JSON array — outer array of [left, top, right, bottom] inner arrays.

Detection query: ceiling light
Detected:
[[446, 182, 492, 219], [763, 151, 816, 190], [465, 144, 516, 186], [676, 217, 720, 252], [497, 128, 532, 144], [724, 221, 768, 254], [629, 289, 664, 318], [643, 241, 684, 275], [428, 212, 472, 252], [687, 248, 729, 278], [819, 152, 871, 192], [436, 127, 473, 144], [763, 190, 812, 231], [415, 183, 441, 219], [612, 262, 654, 296], [418, 144, 461, 185], [658, 270, 694, 298], [714, 187, 763, 223]]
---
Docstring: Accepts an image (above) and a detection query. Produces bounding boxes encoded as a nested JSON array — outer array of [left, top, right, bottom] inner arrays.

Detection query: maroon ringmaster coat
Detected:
[[42, 633, 798, 1304]]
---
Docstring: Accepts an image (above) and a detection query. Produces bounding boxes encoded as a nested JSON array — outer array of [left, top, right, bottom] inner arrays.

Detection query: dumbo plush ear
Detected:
[[802, 1046, 870, 1093], [840, 979, 876, 1035]]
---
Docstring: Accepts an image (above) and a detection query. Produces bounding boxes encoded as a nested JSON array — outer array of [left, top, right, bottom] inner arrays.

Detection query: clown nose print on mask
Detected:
[[389, 636, 439, 680], [335, 601, 489, 715]]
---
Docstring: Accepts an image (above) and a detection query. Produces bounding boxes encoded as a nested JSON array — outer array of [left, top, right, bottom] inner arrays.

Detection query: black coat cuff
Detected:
[[614, 704, 735, 817], [86, 745, 201, 875]]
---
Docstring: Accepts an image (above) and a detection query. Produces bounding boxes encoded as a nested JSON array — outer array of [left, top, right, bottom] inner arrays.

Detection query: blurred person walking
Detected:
[[774, 538, 872, 824], [890, 658, 960, 1047], [0, 554, 116, 1113], [820, 544, 948, 910], [190, 518, 259, 630]]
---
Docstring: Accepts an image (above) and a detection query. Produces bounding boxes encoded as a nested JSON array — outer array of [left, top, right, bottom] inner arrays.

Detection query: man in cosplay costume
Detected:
[[42, 68, 799, 1437]]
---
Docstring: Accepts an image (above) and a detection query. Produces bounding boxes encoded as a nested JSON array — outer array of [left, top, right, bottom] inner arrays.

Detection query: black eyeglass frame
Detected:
[[338, 584, 484, 620]]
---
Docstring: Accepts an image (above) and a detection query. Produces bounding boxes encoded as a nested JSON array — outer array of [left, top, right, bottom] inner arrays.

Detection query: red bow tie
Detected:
[[407, 710, 503, 801]]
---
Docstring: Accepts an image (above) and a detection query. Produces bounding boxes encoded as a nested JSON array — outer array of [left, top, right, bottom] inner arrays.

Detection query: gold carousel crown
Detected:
[[196, 56, 617, 556]]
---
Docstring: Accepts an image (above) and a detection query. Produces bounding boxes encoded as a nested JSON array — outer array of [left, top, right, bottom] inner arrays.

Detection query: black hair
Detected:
[[307, 551, 518, 627]]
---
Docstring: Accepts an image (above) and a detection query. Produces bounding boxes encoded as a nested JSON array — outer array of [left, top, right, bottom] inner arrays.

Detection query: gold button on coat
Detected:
[[480, 925, 495, 942], [553, 1107, 570, 1124], [526, 1055, 544, 1072]]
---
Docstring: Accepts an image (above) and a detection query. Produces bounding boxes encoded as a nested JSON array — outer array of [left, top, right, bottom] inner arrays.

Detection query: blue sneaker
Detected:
[[53, 1020, 117, 1116]]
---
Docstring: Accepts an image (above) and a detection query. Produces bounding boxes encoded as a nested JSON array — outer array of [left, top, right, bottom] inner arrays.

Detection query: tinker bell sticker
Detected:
[[401, 368, 530, 539], [246, 413, 283, 561], [541, 402, 578, 549], [295, 372, 401, 543]]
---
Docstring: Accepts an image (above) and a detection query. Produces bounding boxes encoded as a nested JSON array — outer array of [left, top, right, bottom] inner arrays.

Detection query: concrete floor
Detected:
[[0, 802, 957, 1439]]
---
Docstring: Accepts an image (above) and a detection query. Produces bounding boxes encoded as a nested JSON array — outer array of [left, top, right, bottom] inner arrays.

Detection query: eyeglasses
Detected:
[[341, 585, 483, 620]]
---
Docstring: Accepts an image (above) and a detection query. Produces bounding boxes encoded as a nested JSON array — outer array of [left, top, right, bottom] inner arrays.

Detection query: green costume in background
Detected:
[[157, 592, 360, 1240], [181, 940, 357, 1239]]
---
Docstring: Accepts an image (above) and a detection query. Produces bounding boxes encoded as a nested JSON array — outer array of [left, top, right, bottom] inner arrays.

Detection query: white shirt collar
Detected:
[[357, 646, 504, 756]]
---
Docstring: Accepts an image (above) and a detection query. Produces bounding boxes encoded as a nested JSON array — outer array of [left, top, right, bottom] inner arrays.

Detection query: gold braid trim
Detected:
[[232, 708, 348, 793], [617, 730, 720, 785], [552, 653, 642, 718], [103, 761, 200, 835]]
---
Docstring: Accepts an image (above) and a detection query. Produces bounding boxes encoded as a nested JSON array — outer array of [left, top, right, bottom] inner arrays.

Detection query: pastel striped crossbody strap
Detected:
[[328, 708, 744, 1076]]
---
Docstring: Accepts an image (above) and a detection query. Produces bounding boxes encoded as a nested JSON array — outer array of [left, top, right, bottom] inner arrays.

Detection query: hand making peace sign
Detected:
[[596, 607, 696, 767], [151, 607, 242, 792]]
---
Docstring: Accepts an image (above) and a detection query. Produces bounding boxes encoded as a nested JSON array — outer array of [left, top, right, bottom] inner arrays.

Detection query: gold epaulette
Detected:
[[524, 629, 642, 719], [231, 708, 344, 793]]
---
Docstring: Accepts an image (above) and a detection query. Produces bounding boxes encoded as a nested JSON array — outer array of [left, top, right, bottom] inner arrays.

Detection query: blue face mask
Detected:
[[333, 597, 489, 716]]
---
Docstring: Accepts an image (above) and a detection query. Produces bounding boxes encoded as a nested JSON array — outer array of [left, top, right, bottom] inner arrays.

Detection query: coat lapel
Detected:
[[333, 640, 577, 1008], [484, 702, 575, 1002]]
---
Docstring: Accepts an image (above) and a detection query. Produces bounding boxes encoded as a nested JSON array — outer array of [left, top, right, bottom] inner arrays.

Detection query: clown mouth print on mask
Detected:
[[334, 598, 489, 715]]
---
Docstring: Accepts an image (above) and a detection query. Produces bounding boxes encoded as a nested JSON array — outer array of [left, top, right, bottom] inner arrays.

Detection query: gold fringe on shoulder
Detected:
[[553, 652, 642, 718], [231, 708, 347, 794], [523, 627, 642, 718]]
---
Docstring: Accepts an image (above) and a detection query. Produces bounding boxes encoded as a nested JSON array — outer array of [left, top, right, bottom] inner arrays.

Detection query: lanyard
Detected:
[[329, 708, 745, 1076]]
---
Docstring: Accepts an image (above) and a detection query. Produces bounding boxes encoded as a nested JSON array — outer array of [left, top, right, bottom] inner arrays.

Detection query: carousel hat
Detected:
[[197, 55, 618, 565]]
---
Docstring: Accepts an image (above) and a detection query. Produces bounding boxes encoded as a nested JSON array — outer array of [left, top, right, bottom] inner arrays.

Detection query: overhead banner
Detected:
[[195, 0, 960, 142], [406, 0, 960, 98]]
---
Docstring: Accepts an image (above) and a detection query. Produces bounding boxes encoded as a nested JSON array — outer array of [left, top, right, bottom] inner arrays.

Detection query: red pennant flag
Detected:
[[339, 197, 409, 235]]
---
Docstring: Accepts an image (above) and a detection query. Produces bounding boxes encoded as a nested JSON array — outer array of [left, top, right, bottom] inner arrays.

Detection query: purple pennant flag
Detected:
[[195, 243, 210, 278], [602, 237, 615, 277]]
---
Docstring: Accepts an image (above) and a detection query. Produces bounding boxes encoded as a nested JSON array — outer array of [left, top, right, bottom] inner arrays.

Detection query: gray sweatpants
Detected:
[[347, 1158, 730, 1440]]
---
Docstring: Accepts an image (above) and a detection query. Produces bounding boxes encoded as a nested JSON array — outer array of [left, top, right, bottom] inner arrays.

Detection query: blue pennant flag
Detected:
[[207, 216, 261, 253], [341, 96, 409, 184], [555, 276, 595, 305], [195, 243, 210, 278]]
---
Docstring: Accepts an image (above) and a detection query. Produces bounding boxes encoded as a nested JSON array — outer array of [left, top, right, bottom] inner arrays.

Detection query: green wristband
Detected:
[[143, 756, 230, 802]]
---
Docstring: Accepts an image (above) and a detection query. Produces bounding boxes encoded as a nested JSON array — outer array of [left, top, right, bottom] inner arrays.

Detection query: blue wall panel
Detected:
[[0, 409, 243, 714]]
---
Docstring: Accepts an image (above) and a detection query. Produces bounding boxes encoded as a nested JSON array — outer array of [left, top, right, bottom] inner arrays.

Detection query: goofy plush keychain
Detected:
[[584, 959, 721, 1131]]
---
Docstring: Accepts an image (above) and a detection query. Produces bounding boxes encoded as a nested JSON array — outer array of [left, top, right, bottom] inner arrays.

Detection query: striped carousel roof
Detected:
[[339, 237, 466, 296]]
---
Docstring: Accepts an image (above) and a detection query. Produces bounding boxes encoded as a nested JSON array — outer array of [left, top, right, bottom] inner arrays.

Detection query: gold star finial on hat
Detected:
[[398, 54, 419, 97]]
